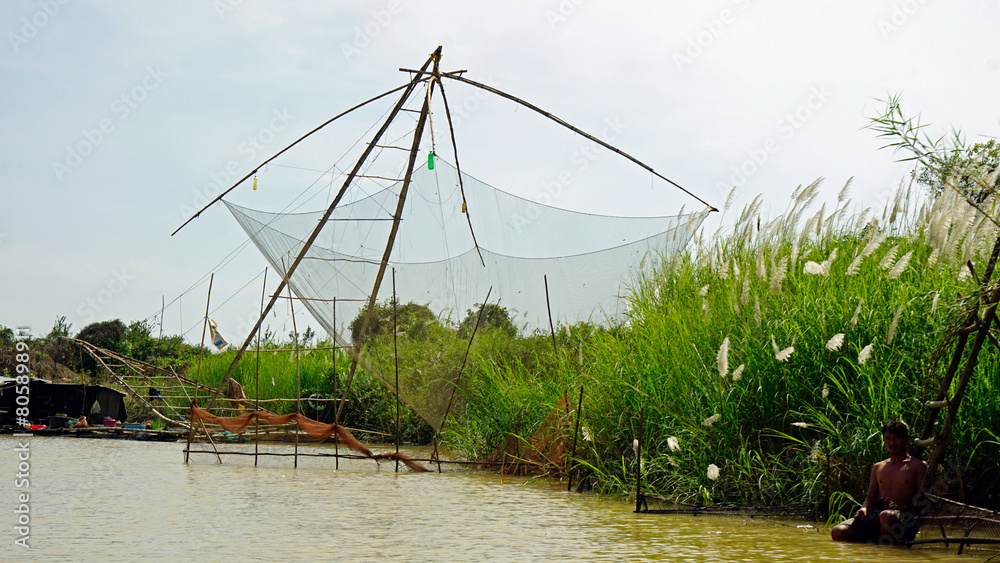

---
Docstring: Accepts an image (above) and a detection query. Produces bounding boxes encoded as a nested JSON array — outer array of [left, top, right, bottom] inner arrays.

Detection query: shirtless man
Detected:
[[831, 421, 928, 544]]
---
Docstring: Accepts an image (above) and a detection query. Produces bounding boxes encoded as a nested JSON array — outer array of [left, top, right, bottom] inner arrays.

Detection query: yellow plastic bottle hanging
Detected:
[[428, 151, 435, 170], [252, 175, 257, 191]]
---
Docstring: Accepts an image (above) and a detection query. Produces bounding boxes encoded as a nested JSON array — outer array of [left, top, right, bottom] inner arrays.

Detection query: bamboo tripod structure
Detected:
[[169, 46, 712, 470]]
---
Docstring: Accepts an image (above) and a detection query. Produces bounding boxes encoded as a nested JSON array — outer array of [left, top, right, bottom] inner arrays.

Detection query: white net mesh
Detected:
[[225, 159, 708, 428]]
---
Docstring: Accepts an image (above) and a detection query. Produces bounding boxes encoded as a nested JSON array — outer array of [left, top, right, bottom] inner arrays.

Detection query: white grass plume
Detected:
[[772, 335, 794, 362], [838, 177, 853, 203], [858, 343, 874, 365], [880, 244, 900, 270], [753, 294, 761, 326], [887, 303, 904, 344], [741, 277, 750, 305], [826, 333, 845, 351], [702, 413, 721, 427], [707, 464, 720, 481], [888, 250, 913, 279], [770, 256, 788, 293], [732, 364, 744, 381], [926, 247, 940, 268], [699, 284, 710, 297], [717, 337, 730, 379], [776, 345, 794, 362]]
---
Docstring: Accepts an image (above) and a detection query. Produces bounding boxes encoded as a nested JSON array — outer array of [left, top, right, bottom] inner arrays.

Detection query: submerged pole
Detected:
[[185, 273, 214, 463], [634, 407, 644, 513], [393, 268, 401, 473], [255, 268, 267, 467], [567, 385, 584, 492], [288, 271, 301, 469]]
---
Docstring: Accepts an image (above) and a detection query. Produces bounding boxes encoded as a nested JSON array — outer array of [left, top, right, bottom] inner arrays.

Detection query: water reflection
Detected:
[[0, 438, 981, 561]]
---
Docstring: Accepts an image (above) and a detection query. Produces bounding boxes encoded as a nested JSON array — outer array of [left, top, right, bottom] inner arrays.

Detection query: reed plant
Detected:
[[446, 179, 1000, 514]]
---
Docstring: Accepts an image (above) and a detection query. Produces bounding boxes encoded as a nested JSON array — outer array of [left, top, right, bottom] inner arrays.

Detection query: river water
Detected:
[[0, 436, 984, 561]]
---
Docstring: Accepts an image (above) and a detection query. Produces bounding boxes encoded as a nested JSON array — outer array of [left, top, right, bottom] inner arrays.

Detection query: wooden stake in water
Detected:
[[287, 270, 301, 470], [567, 385, 584, 492], [393, 269, 400, 473], [185, 273, 214, 463], [333, 297, 339, 471], [255, 268, 267, 468], [634, 407, 644, 513]]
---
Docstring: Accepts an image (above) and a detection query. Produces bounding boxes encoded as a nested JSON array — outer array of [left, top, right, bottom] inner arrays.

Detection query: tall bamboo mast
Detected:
[[185, 48, 441, 449], [335, 49, 439, 420]]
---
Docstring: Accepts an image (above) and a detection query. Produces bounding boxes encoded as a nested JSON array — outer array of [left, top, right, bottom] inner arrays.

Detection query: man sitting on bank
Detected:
[[831, 421, 928, 544]]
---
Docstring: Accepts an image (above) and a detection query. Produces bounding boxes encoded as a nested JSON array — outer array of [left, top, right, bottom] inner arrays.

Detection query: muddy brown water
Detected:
[[0, 437, 985, 561]]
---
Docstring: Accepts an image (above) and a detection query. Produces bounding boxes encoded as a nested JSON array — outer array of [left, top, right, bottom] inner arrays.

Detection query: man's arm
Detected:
[[856, 464, 880, 518]]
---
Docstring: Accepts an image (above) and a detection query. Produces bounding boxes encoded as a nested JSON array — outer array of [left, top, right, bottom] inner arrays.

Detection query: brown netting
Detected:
[[480, 393, 573, 475], [189, 405, 429, 471], [907, 494, 1000, 554]]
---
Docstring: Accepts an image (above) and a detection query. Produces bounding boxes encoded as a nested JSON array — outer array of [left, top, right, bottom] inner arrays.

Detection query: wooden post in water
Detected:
[[255, 268, 267, 467], [393, 268, 400, 473], [288, 273, 301, 469], [185, 273, 214, 463], [634, 407, 644, 513], [567, 385, 584, 492], [333, 297, 339, 471]]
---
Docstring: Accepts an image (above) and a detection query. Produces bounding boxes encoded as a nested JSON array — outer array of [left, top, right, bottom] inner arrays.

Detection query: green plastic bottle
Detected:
[[428, 151, 435, 170]]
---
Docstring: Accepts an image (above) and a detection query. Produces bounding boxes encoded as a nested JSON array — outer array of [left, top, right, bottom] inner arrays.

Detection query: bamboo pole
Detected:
[[393, 268, 400, 473], [333, 297, 338, 471], [172, 81, 418, 236], [567, 385, 584, 492], [335, 50, 439, 421], [634, 407, 644, 513], [435, 75, 484, 266], [186, 273, 214, 462], [288, 270, 301, 469], [544, 274, 556, 353], [441, 73, 717, 212], [915, 237, 1000, 459], [434, 287, 493, 473], [201, 48, 440, 418], [255, 268, 267, 467]]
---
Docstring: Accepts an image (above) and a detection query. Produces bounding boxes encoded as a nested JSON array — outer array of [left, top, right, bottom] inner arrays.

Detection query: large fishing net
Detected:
[[226, 159, 707, 429]]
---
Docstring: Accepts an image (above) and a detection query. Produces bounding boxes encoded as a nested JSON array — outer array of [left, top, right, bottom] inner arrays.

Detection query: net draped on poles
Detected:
[[226, 159, 708, 429]]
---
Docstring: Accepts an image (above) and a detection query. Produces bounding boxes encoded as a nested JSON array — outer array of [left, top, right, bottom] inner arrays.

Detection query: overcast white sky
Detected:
[[1, 1, 998, 346]]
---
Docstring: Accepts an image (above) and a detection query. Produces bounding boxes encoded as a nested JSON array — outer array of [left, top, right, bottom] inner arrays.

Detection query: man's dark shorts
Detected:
[[839, 510, 918, 544]]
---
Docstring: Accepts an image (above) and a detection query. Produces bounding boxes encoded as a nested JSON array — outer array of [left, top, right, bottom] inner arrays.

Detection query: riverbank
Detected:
[[0, 437, 981, 561]]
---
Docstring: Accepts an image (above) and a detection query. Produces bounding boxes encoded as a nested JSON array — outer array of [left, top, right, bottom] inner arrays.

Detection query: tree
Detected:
[[867, 95, 999, 204], [46, 316, 72, 340], [457, 303, 517, 339], [349, 300, 436, 343]]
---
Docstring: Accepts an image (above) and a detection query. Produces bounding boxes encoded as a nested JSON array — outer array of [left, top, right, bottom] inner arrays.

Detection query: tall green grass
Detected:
[[446, 181, 1000, 513]]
